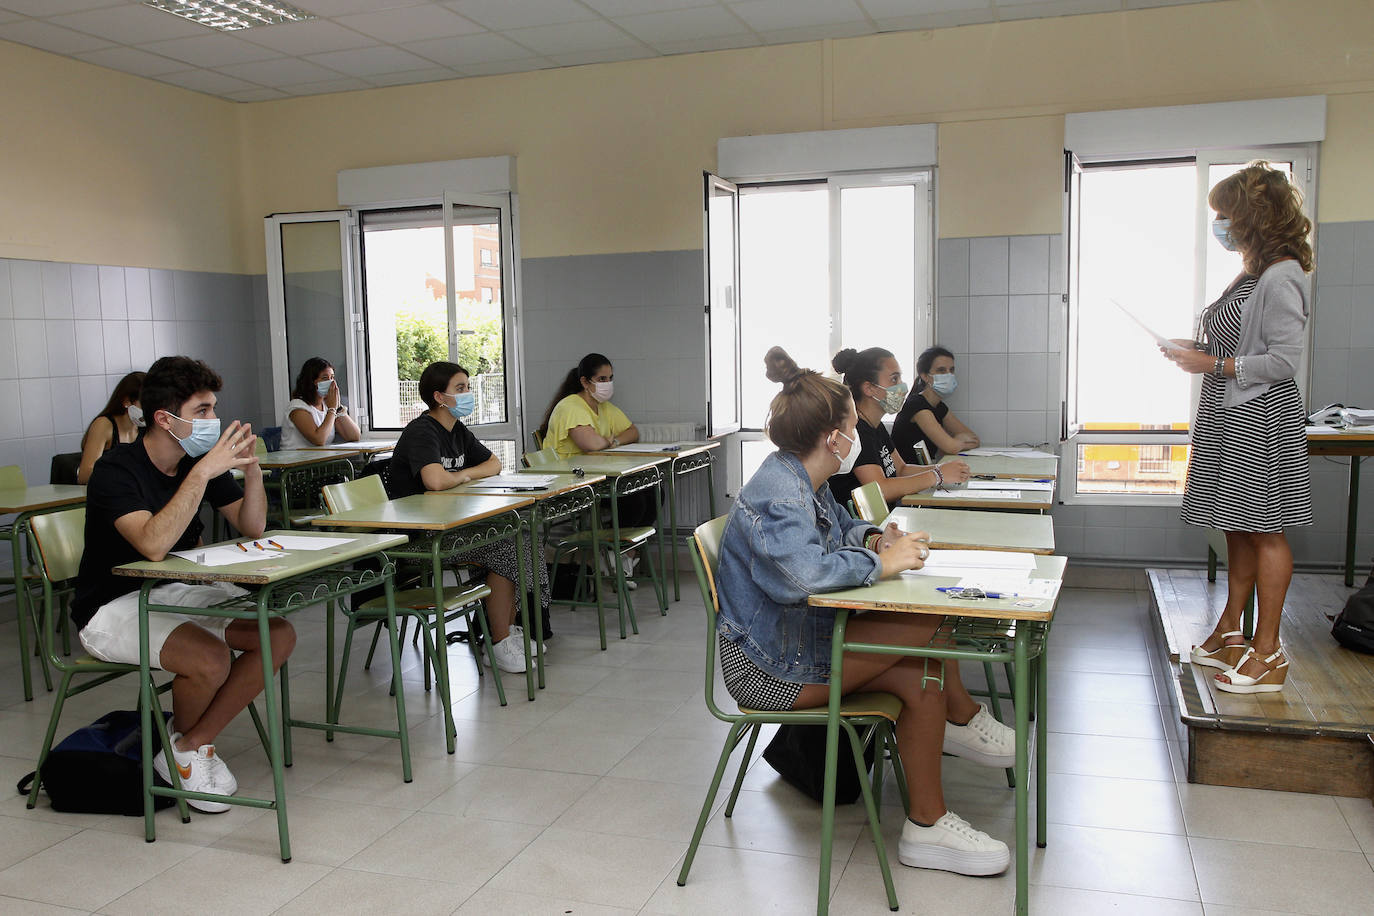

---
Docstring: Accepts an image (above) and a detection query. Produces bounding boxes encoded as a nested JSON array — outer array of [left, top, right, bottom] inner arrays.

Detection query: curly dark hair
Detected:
[[142, 356, 222, 424], [291, 356, 334, 404], [1208, 161, 1314, 276]]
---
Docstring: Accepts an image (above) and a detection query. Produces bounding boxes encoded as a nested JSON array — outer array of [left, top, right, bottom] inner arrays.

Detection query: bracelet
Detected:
[[932, 466, 944, 487], [1212, 357, 1225, 378], [865, 531, 882, 552]]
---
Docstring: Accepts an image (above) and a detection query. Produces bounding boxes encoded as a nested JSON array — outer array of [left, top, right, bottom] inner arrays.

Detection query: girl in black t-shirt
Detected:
[[386, 361, 547, 675], [892, 346, 980, 464], [829, 348, 971, 509]]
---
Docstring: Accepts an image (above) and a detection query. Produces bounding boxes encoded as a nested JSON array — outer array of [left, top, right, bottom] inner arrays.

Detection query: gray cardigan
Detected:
[[1216, 259, 1310, 408]]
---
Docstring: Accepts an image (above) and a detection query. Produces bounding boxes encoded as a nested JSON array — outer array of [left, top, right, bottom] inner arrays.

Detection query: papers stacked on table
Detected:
[[959, 447, 1058, 459], [171, 535, 355, 566], [904, 550, 1035, 579], [928, 488, 1022, 500], [466, 474, 557, 490], [967, 480, 1053, 492]]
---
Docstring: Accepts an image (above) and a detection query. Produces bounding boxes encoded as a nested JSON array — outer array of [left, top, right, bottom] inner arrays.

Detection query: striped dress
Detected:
[[1180, 277, 1313, 532]]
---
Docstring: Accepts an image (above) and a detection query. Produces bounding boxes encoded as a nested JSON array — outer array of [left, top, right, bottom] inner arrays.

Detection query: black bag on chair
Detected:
[[1332, 565, 1374, 655], [762, 723, 877, 805]]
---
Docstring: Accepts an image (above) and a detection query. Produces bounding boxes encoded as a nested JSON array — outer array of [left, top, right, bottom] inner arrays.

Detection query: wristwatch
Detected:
[[610, 435, 620, 448]]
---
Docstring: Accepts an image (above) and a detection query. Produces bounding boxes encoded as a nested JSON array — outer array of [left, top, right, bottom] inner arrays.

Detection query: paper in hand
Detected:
[[1109, 298, 1185, 352]]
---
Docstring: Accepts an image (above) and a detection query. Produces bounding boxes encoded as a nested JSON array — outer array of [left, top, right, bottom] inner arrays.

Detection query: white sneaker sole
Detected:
[[151, 755, 232, 814], [898, 842, 1009, 876], [942, 737, 1017, 769]]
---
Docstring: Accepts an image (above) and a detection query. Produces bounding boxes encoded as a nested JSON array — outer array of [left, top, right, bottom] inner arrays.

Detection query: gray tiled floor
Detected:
[[1, 584, 1372, 914]]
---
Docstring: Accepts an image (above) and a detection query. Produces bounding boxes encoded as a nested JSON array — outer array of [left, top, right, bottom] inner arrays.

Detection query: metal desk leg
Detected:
[[431, 543, 458, 752], [591, 498, 607, 652], [666, 458, 680, 602], [325, 598, 336, 741], [1345, 455, 1360, 588], [1014, 628, 1030, 916], [379, 573, 412, 782], [514, 521, 535, 702], [10, 518, 35, 701], [1036, 638, 1048, 849], [256, 593, 292, 862], [817, 609, 849, 916], [530, 508, 547, 691]]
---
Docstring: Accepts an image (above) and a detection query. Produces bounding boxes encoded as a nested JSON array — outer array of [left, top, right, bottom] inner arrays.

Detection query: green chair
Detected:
[[1, 465, 53, 696], [676, 516, 906, 910], [319, 477, 502, 721], [849, 481, 887, 525], [531, 429, 544, 450], [523, 447, 559, 468], [24, 508, 188, 821]]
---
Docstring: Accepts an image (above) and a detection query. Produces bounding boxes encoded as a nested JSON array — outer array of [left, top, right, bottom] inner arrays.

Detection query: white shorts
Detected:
[[79, 582, 248, 669]]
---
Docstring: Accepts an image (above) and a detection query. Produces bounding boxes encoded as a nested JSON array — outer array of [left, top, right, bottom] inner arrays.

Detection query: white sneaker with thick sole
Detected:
[[152, 735, 232, 814], [898, 811, 1010, 876], [508, 624, 544, 656], [490, 634, 528, 674], [943, 703, 1016, 768]]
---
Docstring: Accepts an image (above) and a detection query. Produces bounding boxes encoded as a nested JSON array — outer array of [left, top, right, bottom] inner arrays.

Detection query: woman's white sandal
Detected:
[[1190, 630, 1247, 671], [1214, 646, 1288, 694]]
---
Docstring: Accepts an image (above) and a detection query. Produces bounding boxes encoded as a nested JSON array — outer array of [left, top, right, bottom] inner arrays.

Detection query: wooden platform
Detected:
[[1147, 567, 1374, 798]]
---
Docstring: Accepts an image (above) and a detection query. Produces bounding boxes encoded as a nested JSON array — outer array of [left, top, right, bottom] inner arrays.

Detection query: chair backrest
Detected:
[[531, 429, 544, 449], [0, 464, 25, 489], [322, 474, 388, 513], [49, 452, 81, 486], [255, 436, 269, 457], [691, 515, 731, 719], [910, 441, 932, 466], [523, 447, 560, 468], [850, 481, 887, 524], [31, 507, 85, 584]]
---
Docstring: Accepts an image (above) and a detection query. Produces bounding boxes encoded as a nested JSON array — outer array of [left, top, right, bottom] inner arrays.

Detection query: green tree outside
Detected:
[[394, 300, 504, 382]]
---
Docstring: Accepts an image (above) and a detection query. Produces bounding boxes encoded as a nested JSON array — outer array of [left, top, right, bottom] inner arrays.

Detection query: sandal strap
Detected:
[[1238, 646, 1286, 670]]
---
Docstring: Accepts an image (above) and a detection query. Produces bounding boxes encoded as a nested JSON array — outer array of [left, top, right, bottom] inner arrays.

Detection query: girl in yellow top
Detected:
[[538, 352, 655, 527]]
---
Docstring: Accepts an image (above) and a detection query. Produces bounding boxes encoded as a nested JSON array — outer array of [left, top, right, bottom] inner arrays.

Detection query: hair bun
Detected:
[[764, 346, 803, 385], [831, 348, 858, 375]]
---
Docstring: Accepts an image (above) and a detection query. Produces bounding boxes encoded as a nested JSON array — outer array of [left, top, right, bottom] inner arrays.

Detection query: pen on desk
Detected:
[[267, 539, 285, 550], [253, 541, 265, 551], [236, 542, 248, 552]]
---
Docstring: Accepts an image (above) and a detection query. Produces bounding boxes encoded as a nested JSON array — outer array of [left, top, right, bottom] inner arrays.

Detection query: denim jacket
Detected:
[[716, 450, 881, 683]]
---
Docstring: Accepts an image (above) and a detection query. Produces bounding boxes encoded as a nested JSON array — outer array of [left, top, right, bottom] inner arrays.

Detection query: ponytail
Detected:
[[763, 346, 852, 454]]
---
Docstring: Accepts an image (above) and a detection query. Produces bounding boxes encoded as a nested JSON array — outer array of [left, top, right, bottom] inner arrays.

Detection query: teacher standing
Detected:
[[1169, 161, 1313, 695]]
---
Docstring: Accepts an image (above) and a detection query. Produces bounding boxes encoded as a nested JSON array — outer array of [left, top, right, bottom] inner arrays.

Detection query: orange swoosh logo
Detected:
[[176, 761, 192, 780]]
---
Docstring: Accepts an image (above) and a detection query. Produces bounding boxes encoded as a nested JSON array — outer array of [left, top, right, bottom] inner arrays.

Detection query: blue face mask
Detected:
[[168, 413, 221, 458], [441, 391, 475, 419], [1211, 218, 1239, 252], [316, 380, 333, 398], [931, 374, 957, 396]]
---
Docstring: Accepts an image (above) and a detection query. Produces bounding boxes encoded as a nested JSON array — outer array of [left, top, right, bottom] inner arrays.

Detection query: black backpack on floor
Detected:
[[16, 711, 176, 816], [762, 723, 877, 805], [1332, 566, 1374, 655]]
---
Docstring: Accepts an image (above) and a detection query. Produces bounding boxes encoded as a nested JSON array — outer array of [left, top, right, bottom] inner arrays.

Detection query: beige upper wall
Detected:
[[3, 0, 1372, 274], [0, 40, 244, 273]]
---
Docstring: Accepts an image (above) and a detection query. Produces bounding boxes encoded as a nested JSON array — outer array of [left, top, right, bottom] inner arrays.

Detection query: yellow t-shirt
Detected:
[[546, 394, 632, 458]]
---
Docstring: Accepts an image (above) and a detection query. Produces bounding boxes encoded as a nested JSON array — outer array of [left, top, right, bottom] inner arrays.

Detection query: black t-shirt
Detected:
[[72, 441, 243, 628], [828, 416, 900, 506], [385, 414, 492, 499], [893, 390, 950, 464]]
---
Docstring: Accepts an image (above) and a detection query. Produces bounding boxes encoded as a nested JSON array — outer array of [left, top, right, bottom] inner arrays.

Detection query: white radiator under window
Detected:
[[636, 422, 716, 528]]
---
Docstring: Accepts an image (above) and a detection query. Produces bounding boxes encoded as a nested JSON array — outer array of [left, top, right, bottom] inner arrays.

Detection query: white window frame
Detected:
[[1059, 143, 1317, 506]]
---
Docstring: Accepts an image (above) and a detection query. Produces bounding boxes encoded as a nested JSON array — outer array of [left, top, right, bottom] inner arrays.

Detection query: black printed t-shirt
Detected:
[[72, 441, 243, 629], [893, 392, 950, 464], [385, 413, 492, 499], [828, 416, 900, 506]]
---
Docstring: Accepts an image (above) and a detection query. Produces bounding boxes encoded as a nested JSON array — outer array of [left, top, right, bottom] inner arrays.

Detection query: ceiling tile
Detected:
[[0, 0, 124, 14], [281, 0, 422, 12], [404, 32, 534, 66], [279, 76, 372, 95], [225, 87, 290, 102], [336, 5, 484, 44], [216, 56, 345, 86], [615, 5, 747, 43], [459, 55, 557, 76], [860, 0, 992, 15], [305, 44, 437, 77], [141, 33, 284, 67], [0, 19, 114, 54], [996, 0, 1119, 19], [758, 20, 875, 44], [654, 32, 760, 54], [444, 0, 601, 31], [365, 66, 459, 87], [729, 0, 867, 31], [1125, 0, 1219, 8], [872, 10, 997, 30], [239, 19, 379, 56], [73, 44, 187, 77], [583, 0, 717, 14], [50, 4, 210, 44], [547, 46, 657, 66], [505, 19, 641, 55], [157, 68, 258, 95]]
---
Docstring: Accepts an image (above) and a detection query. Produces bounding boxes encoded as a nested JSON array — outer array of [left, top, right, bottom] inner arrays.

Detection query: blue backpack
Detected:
[[17, 711, 176, 815]]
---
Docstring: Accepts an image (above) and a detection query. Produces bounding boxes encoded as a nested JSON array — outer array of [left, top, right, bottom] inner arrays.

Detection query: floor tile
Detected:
[[1042, 771, 1186, 834], [643, 844, 837, 914], [1047, 696, 1168, 739], [275, 866, 470, 916], [489, 723, 643, 776], [453, 886, 633, 915], [0, 895, 87, 915], [1179, 784, 1361, 850], [1031, 885, 1203, 914], [1190, 836, 1374, 914], [488, 825, 684, 910], [697, 784, 867, 860], [343, 811, 539, 888], [1049, 669, 1162, 706], [301, 747, 475, 810], [554, 776, 728, 844], [607, 735, 744, 787], [0, 815, 80, 871], [100, 846, 331, 915], [421, 764, 597, 825], [1031, 823, 1199, 901], [1046, 733, 1176, 782], [828, 861, 1013, 914], [0, 828, 200, 910], [211, 795, 411, 866]]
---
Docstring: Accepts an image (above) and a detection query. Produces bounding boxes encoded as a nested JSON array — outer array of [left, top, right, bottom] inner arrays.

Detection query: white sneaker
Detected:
[[943, 703, 1016, 768], [490, 634, 528, 674], [152, 734, 232, 814], [898, 811, 1010, 876], [508, 624, 544, 655]]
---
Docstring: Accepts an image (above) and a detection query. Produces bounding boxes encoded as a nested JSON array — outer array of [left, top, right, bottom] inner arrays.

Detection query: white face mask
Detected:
[[832, 428, 861, 476], [591, 380, 614, 403], [126, 404, 144, 426]]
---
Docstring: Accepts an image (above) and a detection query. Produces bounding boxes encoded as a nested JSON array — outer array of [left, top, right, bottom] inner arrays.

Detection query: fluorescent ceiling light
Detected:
[[143, 1, 317, 32]]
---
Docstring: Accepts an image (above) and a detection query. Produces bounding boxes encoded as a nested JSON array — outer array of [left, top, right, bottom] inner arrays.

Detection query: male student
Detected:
[[71, 356, 295, 812]]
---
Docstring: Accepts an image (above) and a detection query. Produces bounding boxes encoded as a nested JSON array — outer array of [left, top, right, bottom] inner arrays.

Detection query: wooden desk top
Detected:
[[593, 441, 720, 459], [808, 554, 1066, 622], [941, 455, 1058, 480], [883, 507, 1055, 555], [0, 485, 87, 515], [445, 471, 606, 500], [300, 439, 397, 455], [260, 449, 361, 468], [901, 487, 1054, 512], [311, 493, 533, 531], [519, 455, 669, 477], [1307, 429, 1374, 456], [112, 530, 408, 586]]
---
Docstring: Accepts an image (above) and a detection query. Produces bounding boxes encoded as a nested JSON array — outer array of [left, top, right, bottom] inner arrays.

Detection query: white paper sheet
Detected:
[[929, 488, 1022, 500], [604, 442, 700, 452], [920, 550, 1035, 571], [264, 535, 354, 551], [171, 545, 283, 567], [906, 565, 1032, 580], [967, 480, 1053, 492], [958, 447, 1058, 459], [1110, 297, 1185, 352], [470, 474, 557, 489]]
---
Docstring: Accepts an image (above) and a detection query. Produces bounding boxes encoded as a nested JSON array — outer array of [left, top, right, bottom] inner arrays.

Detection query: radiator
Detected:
[[637, 421, 716, 528]]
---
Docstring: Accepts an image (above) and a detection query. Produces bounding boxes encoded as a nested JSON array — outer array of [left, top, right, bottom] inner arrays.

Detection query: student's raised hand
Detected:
[[195, 421, 259, 480], [325, 381, 341, 410], [940, 460, 971, 484]]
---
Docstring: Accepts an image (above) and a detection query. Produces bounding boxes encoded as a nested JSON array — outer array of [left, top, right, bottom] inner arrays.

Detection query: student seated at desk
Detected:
[[716, 346, 1012, 877], [893, 346, 980, 463], [828, 347, 971, 507], [386, 360, 548, 672], [279, 356, 361, 449], [77, 371, 145, 484], [538, 351, 656, 528], [71, 356, 293, 813]]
